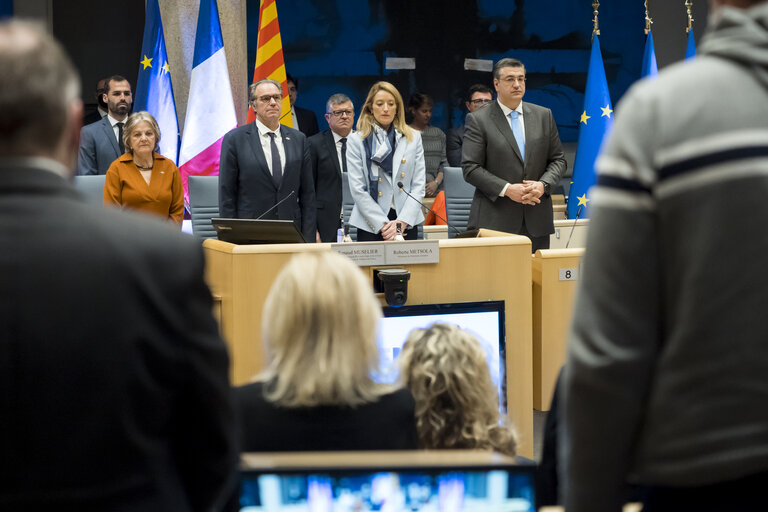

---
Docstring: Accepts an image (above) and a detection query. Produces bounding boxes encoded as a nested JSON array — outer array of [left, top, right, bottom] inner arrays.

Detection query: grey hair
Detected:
[[122, 111, 161, 154], [326, 93, 352, 113], [0, 19, 80, 157], [493, 58, 524, 80], [249, 78, 283, 103]]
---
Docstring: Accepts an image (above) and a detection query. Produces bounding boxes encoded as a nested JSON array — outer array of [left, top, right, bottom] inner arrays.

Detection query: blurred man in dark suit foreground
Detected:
[[0, 20, 237, 512]]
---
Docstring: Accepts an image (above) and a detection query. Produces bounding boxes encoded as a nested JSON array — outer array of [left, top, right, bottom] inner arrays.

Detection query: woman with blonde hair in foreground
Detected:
[[398, 322, 517, 455], [234, 250, 418, 451]]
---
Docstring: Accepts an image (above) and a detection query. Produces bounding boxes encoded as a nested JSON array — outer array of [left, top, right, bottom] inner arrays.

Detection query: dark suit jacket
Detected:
[[235, 382, 419, 451], [446, 124, 465, 167], [218, 122, 316, 242], [309, 129, 344, 242], [0, 161, 238, 512], [295, 105, 319, 137], [77, 116, 122, 175], [462, 101, 566, 237]]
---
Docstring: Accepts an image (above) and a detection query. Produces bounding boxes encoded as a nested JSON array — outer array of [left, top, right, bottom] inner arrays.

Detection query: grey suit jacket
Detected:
[[347, 129, 425, 233], [77, 116, 122, 175], [462, 101, 566, 237]]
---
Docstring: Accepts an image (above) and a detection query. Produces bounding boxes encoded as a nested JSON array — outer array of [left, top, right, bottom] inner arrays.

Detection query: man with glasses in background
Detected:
[[309, 94, 355, 242], [219, 78, 316, 242], [446, 83, 492, 167], [462, 58, 566, 251]]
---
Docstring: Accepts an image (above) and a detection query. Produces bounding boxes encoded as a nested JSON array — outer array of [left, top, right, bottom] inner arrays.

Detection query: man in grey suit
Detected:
[[77, 75, 132, 175], [462, 58, 566, 252]]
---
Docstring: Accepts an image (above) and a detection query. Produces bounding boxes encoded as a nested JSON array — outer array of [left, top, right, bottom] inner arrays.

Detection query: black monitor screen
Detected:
[[376, 300, 506, 414]]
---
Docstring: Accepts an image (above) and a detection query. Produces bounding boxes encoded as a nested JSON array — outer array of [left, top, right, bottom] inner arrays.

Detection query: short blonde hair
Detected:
[[356, 81, 413, 141], [398, 323, 517, 455], [122, 111, 160, 154], [259, 251, 390, 407]]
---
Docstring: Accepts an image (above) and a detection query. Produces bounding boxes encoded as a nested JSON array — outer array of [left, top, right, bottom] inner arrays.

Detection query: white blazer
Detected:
[[346, 129, 426, 233]]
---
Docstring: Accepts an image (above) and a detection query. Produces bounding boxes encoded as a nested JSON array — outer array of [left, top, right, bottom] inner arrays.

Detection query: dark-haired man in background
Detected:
[[77, 74, 133, 175], [82, 76, 108, 125], [287, 73, 319, 137], [0, 20, 237, 512], [446, 83, 492, 167]]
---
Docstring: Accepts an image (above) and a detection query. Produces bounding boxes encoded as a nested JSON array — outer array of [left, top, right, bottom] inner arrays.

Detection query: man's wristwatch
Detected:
[[540, 181, 550, 195]]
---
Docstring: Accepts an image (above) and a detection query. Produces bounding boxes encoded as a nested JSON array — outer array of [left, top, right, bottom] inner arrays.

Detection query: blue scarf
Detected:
[[362, 124, 397, 202]]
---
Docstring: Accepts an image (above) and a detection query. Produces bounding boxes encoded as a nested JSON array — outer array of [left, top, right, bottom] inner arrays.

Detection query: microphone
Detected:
[[396, 181, 464, 237], [565, 204, 582, 249], [256, 190, 296, 220]]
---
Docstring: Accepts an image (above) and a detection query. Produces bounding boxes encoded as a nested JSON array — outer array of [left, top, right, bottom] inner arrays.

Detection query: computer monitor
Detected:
[[376, 300, 506, 414], [238, 451, 535, 512]]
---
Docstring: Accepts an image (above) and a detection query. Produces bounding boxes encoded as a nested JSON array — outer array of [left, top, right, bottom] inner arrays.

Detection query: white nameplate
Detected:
[[464, 58, 493, 72], [331, 243, 386, 266], [385, 57, 416, 70], [559, 268, 579, 281], [385, 240, 439, 265]]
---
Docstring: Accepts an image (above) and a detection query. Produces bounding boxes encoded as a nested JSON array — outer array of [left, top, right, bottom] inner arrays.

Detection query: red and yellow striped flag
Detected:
[[247, 0, 292, 126]]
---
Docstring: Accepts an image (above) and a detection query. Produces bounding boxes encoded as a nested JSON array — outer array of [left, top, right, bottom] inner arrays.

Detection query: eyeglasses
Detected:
[[257, 94, 282, 103], [470, 99, 493, 106], [500, 76, 526, 84], [328, 109, 354, 118]]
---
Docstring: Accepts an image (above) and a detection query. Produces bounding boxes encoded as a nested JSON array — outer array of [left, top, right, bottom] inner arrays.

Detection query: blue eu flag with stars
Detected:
[[566, 35, 613, 219], [134, 0, 179, 164]]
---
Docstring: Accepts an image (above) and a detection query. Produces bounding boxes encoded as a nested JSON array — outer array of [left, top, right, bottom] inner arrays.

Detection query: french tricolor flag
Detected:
[[178, 0, 237, 200]]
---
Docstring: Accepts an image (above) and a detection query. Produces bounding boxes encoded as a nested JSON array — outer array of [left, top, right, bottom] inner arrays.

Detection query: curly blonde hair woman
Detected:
[[234, 251, 419, 451], [398, 322, 517, 455]]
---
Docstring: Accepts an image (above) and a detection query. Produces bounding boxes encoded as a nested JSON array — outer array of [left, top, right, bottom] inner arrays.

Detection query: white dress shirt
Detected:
[[255, 119, 286, 176]]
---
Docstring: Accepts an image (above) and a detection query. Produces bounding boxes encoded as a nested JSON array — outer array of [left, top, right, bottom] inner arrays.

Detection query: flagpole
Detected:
[[592, 0, 600, 37], [685, 0, 694, 33], [644, 1, 653, 35]]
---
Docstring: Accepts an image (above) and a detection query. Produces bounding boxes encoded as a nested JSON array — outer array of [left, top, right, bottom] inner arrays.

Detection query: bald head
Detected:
[[0, 20, 81, 165]]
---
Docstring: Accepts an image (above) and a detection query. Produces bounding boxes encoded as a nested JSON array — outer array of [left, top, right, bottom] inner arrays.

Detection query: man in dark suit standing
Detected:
[[0, 20, 237, 512], [308, 93, 354, 242], [462, 58, 566, 252], [77, 74, 132, 175], [82, 76, 108, 125], [287, 73, 319, 137], [446, 83, 492, 167], [219, 78, 316, 242]]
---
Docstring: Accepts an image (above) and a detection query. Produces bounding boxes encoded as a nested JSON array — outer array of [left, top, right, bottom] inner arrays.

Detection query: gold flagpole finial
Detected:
[[685, 0, 694, 33], [644, 1, 653, 35], [592, 0, 600, 36]]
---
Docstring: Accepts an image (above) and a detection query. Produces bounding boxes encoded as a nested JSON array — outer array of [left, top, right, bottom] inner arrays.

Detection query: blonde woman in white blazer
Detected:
[[347, 81, 426, 241]]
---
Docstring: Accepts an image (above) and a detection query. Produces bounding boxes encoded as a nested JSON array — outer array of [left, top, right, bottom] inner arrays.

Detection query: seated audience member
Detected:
[[347, 81, 425, 241], [235, 251, 419, 451], [446, 84, 493, 167], [103, 111, 184, 225], [408, 92, 447, 225], [398, 323, 516, 455]]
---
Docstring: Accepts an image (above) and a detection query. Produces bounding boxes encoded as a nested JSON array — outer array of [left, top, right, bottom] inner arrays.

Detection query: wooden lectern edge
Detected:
[[553, 218, 589, 227], [202, 235, 532, 253], [240, 450, 519, 470], [533, 248, 585, 259]]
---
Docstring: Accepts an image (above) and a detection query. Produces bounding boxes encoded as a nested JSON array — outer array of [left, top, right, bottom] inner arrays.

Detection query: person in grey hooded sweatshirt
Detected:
[[562, 1, 768, 511]]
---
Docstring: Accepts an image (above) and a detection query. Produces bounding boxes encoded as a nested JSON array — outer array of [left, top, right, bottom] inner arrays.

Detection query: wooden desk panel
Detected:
[[204, 235, 535, 458]]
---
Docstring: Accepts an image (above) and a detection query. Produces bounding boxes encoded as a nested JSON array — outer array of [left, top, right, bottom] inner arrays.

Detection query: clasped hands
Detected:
[[381, 220, 408, 240], [505, 180, 544, 205]]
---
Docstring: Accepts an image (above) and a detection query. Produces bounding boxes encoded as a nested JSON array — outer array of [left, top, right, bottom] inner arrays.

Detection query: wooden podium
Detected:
[[203, 231, 536, 458]]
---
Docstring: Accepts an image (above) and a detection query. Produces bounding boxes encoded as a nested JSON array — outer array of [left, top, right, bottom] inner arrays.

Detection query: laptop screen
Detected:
[[239, 465, 535, 511]]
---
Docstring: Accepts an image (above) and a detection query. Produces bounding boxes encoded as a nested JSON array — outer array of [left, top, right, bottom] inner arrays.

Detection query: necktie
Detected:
[[508, 111, 525, 162], [116, 122, 125, 154], [340, 137, 348, 174], [268, 132, 282, 187]]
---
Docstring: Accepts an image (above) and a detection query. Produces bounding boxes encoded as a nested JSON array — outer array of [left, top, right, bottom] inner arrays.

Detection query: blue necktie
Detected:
[[509, 111, 525, 162]]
